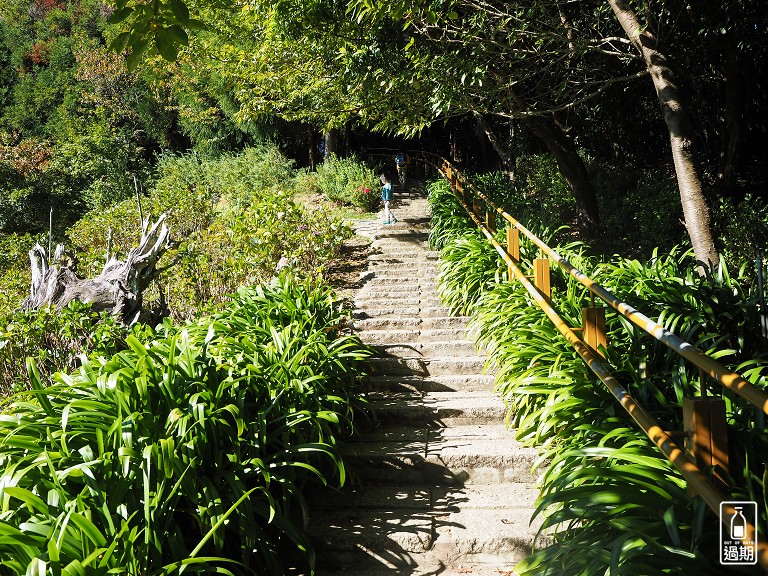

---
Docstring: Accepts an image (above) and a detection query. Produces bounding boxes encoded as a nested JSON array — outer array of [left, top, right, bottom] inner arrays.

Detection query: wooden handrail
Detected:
[[430, 155, 768, 416], [425, 154, 768, 571]]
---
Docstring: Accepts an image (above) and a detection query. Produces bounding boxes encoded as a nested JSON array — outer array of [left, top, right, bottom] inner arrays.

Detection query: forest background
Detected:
[[0, 1, 767, 573], [1, 0, 767, 329]]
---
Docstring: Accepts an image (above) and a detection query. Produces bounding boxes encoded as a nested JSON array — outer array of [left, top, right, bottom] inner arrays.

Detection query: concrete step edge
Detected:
[[351, 317, 470, 330]]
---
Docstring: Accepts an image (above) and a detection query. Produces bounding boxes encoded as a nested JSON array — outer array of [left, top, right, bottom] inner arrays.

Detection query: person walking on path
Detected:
[[380, 173, 397, 224], [395, 150, 410, 187]]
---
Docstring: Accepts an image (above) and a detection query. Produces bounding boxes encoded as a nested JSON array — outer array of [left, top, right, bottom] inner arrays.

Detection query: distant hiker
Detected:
[[395, 150, 410, 187], [380, 173, 397, 225]]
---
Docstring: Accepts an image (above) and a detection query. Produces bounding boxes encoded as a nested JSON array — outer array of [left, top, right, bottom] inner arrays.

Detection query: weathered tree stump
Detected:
[[23, 214, 172, 326]]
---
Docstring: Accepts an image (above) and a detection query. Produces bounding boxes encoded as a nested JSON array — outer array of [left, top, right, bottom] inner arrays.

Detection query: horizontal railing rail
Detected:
[[425, 152, 768, 415], [419, 152, 768, 570]]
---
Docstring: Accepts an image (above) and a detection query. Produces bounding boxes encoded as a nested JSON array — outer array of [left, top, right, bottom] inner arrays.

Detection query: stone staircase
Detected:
[[304, 189, 543, 575]]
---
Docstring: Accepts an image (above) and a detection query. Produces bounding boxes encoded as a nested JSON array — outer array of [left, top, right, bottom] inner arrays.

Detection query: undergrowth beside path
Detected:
[[0, 274, 371, 575], [428, 177, 768, 575], [0, 144, 379, 396]]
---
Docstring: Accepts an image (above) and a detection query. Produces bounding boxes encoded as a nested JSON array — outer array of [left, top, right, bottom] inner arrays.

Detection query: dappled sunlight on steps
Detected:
[[296, 183, 546, 576]]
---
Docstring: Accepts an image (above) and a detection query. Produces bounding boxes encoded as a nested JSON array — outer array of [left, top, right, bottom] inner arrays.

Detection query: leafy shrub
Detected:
[[0, 137, 85, 234], [49, 125, 144, 211], [167, 191, 352, 319], [0, 301, 130, 397], [0, 277, 370, 574], [430, 173, 767, 574], [590, 161, 684, 259], [715, 193, 768, 274], [444, 156, 578, 240], [511, 154, 575, 227], [65, 144, 352, 320], [0, 232, 34, 317], [208, 144, 298, 207], [310, 154, 379, 211], [427, 179, 474, 250], [436, 231, 503, 317]]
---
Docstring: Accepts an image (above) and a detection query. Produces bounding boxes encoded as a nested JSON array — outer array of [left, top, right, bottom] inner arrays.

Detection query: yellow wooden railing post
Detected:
[[582, 307, 607, 358], [507, 227, 519, 282], [683, 397, 729, 490], [461, 180, 471, 206], [486, 210, 496, 233], [507, 227, 520, 262], [472, 198, 482, 220], [533, 258, 551, 302]]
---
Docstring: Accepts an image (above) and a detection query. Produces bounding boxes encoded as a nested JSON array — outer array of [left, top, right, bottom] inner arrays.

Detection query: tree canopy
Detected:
[[105, 0, 767, 261], [1, 0, 766, 261]]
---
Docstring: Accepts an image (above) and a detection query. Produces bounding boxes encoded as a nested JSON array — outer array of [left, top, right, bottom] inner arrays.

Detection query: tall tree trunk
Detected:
[[523, 114, 601, 239], [308, 127, 318, 170], [609, 0, 719, 269], [324, 129, 339, 160]]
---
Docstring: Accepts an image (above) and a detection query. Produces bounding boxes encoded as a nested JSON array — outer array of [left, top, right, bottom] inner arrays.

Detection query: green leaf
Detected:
[[126, 39, 149, 71], [167, 25, 189, 46], [62, 560, 86, 576], [170, 0, 190, 24], [187, 18, 207, 31], [108, 7, 133, 24], [109, 32, 131, 53], [69, 513, 107, 547], [2, 487, 49, 515]]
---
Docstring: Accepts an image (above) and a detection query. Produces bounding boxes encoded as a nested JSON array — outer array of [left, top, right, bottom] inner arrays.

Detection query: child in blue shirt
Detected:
[[380, 174, 397, 224]]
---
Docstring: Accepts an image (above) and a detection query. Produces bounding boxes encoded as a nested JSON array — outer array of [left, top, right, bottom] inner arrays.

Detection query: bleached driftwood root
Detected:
[[23, 214, 172, 326]]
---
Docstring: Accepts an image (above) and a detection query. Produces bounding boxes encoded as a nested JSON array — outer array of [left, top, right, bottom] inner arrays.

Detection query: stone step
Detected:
[[368, 391, 505, 425], [364, 269, 438, 279], [371, 341, 477, 358], [340, 423, 537, 486], [368, 252, 440, 261], [357, 327, 469, 344], [372, 236, 430, 244], [307, 484, 541, 573], [366, 261, 439, 271], [354, 306, 453, 319], [369, 356, 487, 376], [373, 231, 430, 241], [357, 283, 439, 294], [354, 297, 444, 309], [356, 292, 441, 304], [313, 567, 521, 576], [356, 284, 440, 294], [352, 316, 471, 331], [356, 292, 440, 303], [367, 374, 496, 393], [316, 483, 537, 513], [341, 424, 538, 485], [361, 270, 439, 281], [360, 273, 439, 284], [368, 250, 440, 268]]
